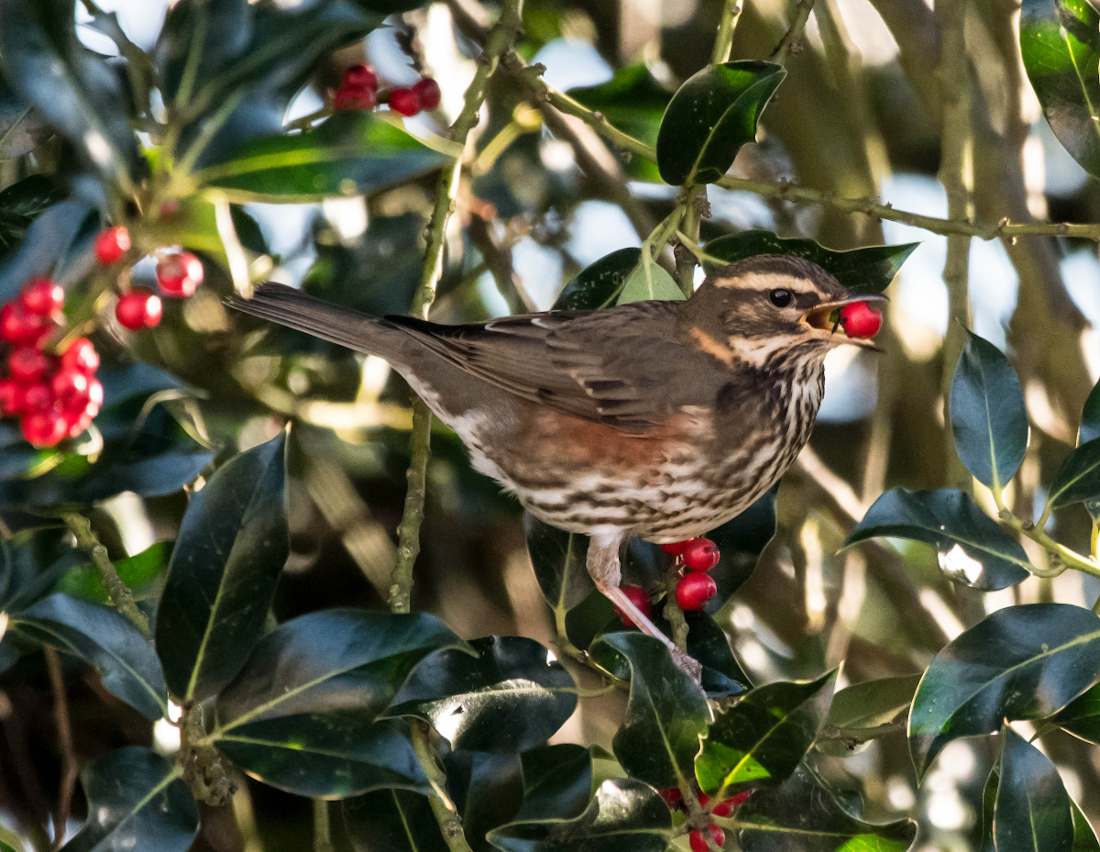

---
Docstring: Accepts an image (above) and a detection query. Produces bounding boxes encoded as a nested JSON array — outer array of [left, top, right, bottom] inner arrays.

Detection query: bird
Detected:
[[227, 254, 884, 676]]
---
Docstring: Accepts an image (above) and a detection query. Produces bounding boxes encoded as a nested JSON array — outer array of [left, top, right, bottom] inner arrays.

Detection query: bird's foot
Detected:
[[671, 647, 702, 682]]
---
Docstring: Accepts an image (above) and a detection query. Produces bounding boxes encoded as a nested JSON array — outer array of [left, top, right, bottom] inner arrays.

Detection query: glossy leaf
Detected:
[[387, 635, 577, 752], [555, 248, 641, 310], [156, 433, 288, 702], [1048, 437, 1100, 508], [656, 61, 786, 186], [55, 542, 171, 604], [1020, 0, 1100, 177], [696, 670, 836, 796], [708, 490, 777, 604], [445, 751, 524, 848], [1073, 799, 1100, 851], [61, 748, 197, 852], [0, 0, 139, 189], [684, 611, 750, 697], [486, 778, 670, 852], [617, 260, 684, 304], [15, 594, 167, 719], [342, 789, 444, 852], [1052, 682, 1100, 743], [1081, 377, 1100, 444], [734, 766, 917, 851], [846, 488, 1030, 590], [0, 200, 95, 303], [826, 674, 921, 730], [705, 230, 917, 294], [0, 174, 62, 254], [994, 727, 1074, 852], [590, 632, 709, 787], [909, 603, 1100, 776], [950, 330, 1029, 490], [513, 745, 593, 823], [192, 113, 449, 203]]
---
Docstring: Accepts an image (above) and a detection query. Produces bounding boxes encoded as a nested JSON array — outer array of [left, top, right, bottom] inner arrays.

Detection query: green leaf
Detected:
[[55, 542, 171, 604], [949, 329, 1029, 490], [445, 751, 524, 848], [705, 230, 917, 293], [156, 433, 288, 701], [568, 65, 670, 182], [0, 174, 62, 254], [513, 745, 593, 823], [191, 112, 449, 202], [684, 612, 750, 697], [993, 727, 1074, 851], [734, 766, 917, 851], [1052, 681, 1100, 743], [15, 594, 167, 719], [589, 632, 709, 788], [909, 603, 1100, 776], [1080, 377, 1100, 444], [708, 490, 777, 604], [826, 674, 921, 731], [342, 789, 444, 852], [695, 670, 836, 796], [656, 61, 786, 186], [1073, 797, 1100, 851], [0, 0, 139, 189], [845, 488, 1030, 591], [1048, 437, 1100, 508], [387, 635, 577, 752], [486, 778, 671, 852], [1020, 0, 1100, 178], [61, 747, 197, 852], [617, 260, 685, 304], [555, 248, 642, 310], [0, 200, 95, 303]]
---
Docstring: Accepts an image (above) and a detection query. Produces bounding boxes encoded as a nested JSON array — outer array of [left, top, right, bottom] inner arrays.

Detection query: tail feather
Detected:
[[226, 283, 406, 361]]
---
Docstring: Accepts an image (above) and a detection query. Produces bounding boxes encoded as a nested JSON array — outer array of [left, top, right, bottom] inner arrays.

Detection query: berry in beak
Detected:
[[802, 293, 886, 347]]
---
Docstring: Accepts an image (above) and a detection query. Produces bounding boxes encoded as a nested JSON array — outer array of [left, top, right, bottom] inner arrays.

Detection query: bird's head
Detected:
[[687, 255, 885, 367]]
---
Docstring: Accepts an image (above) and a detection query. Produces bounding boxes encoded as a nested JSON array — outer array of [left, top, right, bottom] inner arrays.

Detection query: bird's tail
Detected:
[[226, 282, 408, 362]]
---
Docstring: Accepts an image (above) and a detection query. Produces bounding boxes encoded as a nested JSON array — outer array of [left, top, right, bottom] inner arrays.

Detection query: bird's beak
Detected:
[[801, 292, 887, 349]]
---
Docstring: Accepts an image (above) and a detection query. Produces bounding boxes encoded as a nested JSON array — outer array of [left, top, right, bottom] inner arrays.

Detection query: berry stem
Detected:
[[61, 512, 151, 639], [285, 106, 331, 133], [662, 562, 692, 652]]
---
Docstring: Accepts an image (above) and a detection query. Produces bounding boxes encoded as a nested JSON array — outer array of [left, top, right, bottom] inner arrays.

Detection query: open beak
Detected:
[[801, 292, 887, 349]]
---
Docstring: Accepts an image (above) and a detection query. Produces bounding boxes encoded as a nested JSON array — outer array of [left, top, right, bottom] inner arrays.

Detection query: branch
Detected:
[[388, 0, 523, 614], [711, 0, 743, 64], [410, 722, 475, 852], [770, 0, 817, 63], [44, 648, 77, 849]]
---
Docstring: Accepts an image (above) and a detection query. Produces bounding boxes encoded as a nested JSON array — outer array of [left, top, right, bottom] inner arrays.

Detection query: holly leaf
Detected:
[[993, 727, 1074, 851], [909, 604, 1100, 776], [656, 61, 785, 186], [617, 260, 684, 304], [55, 542, 171, 604], [342, 789, 444, 851], [0, 200, 96, 304], [684, 611, 750, 697], [845, 488, 1030, 591], [1081, 377, 1100, 445], [60, 748, 197, 852], [708, 490, 777, 605], [1052, 682, 1100, 744], [705, 230, 917, 294], [826, 674, 920, 731], [695, 670, 836, 796], [555, 248, 642, 310], [1048, 437, 1100, 508], [0, 174, 62, 254], [512, 745, 593, 823]]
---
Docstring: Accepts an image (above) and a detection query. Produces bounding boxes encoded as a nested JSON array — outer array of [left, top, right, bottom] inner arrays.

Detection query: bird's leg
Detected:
[[586, 531, 702, 681]]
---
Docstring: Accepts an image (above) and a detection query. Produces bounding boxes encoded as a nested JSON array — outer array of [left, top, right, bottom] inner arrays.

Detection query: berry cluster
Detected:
[[0, 279, 103, 447], [615, 537, 721, 628], [95, 226, 204, 330], [332, 63, 441, 118], [836, 301, 882, 339], [659, 786, 752, 851]]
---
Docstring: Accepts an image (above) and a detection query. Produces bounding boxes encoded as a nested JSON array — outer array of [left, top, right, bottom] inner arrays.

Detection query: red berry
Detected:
[[94, 226, 131, 265], [21, 410, 66, 448], [699, 790, 750, 817], [387, 87, 421, 117], [838, 301, 882, 339], [660, 541, 690, 555], [0, 379, 21, 416], [115, 289, 163, 330], [333, 83, 377, 111], [413, 77, 441, 110], [84, 378, 104, 410], [682, 538, 720, 572], [689, 825, 725, 852], [59, 338, 99, 375], [658, 787, 683, 810], [19, 382, 53, 414], [50, 368, 89, 403], [0, 303, 51, 347], [343, 63, 378, 91], [675, 572, 717, 611], [156, 252, 204, 298], [615, 584, 652, 627], [20, 278, 64, 317], [8, 348, 49, 384]]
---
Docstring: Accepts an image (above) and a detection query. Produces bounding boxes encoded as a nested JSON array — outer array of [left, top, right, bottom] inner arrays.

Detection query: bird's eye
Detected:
[[768, 289, 793, 308]]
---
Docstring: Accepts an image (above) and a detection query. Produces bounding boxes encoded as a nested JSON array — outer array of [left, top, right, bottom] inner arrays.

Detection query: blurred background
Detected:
[[4, 0, 1100, 849]]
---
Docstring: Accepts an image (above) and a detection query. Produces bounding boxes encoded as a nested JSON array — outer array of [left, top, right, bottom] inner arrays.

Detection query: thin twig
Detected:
[[388, 0, 524, 614], [711, 0, 743, 64], [410, 722, 475, 852], [61, 512, 151, 638], [770, 0, 817, 63], [44, 649, 77, 850], [313, 800, 334, 852]]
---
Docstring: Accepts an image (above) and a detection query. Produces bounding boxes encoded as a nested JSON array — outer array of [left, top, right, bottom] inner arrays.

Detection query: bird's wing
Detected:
[[386, 301, 709, 431]]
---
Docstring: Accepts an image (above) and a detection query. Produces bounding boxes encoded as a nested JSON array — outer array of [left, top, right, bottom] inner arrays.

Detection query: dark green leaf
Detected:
[[191, 112, 449, 202], [684, 612, 750, 697], [734, 766, 917, 851], [1073, 798, 1100, 851], [55, 542, 171, 604], [388, 635, 576, 752], [61, 747, 197, 852], [514, 745, 593, 823], [555, 249, 641, 310], [826, 674, 921, 730], [156, 433, 288, 702], [909, 603, 1100, 776], [846, 488, 1030, 590], [0, 174, 62, 254], [486, 778, 670, 852], [708, 490, 777, 604], [994, 727, 1074, 852], [342, 788, 444, 852], [950, 329, 1029, 490], [1020, 0, 1100, 177], [1052, 682, 1100, 743], [696, 670, 836, 796], [445, 751, 524, 850], [617, 260, 684, 304], [589, 632, 709, 787], [0, 527, 79, 611], [656, 61, 786, 186], [705, 230, 917, 294], [15, 594, 166, 719], [0, 0, 139, 189], [0, 200, 95, 303], [979, 767, 998, 852], [1048, 437, 1100, 508], [1080, 377, 1100, 444]]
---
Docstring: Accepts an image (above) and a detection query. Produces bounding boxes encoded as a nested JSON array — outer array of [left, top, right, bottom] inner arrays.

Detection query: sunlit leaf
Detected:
[[555, 248, 641, 310], [55, 542, 172, 604], [617, 260, 684, 304]]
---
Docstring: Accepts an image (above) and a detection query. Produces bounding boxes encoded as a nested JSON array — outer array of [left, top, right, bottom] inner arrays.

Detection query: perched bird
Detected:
[[227, 255, 883, 675]]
